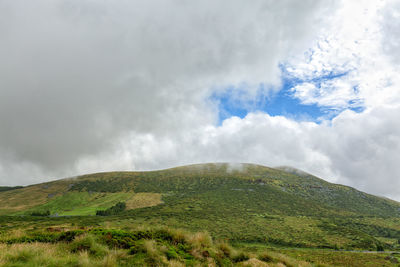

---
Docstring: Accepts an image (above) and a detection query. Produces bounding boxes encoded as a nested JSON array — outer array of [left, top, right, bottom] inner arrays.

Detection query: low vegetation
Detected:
[[30, 210, 50, 217], [0, 186, 23, 192], [2, 226, 397, 266], [16, 192, 162, 216], [0, 227, 303, 266], [1, 163, 400, 266], [125, 192, 163, 210]]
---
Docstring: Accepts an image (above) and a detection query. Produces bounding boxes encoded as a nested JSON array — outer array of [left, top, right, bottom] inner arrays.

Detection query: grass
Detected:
[[239, 243, 400, 266], [1, 227, 399, 266], [125, 193, 163, 210], [0, 180, 71, 214], [1, 163, 400, 265], [270, 248, 400, 267], [0, 242, 127, 266], [0, 227, 323, 266], [16, 192, 163, 216], [22, 192, 132, 216]]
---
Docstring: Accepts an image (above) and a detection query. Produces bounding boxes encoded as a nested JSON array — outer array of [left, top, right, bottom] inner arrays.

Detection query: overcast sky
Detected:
[[1, 0, 400, 200]]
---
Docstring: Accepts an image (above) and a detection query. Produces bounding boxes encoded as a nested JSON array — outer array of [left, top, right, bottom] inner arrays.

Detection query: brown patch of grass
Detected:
[[187, 232, 213, 249], [257, 250, 316, 267], [0, 243, 58, 265], [0, 180, 71, 213], [1, 228, 27, 240], [101, 249, 121, 267], [143, 239, 168, 265], [0, 244, 6, 265], [0, 239, 130, 266], [125, 192, 163, 210], [167, 259, 186, 267], [238, 258, 269, 267], [274, 248, 399, 267]]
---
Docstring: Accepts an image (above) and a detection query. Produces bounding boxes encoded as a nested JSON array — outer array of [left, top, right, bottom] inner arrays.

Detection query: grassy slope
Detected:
[[1, 163, 400, 252], [29, 192, 133, 216], [0, 179, 71, 215]]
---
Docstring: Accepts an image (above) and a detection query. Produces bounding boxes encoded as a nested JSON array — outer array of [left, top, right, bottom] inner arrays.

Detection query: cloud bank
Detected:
[[1, 0, 400, 200]]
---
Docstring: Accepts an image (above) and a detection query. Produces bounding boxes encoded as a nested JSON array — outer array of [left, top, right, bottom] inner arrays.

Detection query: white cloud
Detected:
[[76, 106, 400, 200], [279, 0, 400, 199], [285, 0, 399, 110], [71, 113, 327, 176], [381, 0, 400, 65], [315, 106, 400, 199], [0, 0, 334, 182], [1, 0, 400, 202]]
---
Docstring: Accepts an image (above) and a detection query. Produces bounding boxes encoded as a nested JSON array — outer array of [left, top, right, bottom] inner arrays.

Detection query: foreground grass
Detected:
[[239, 243, 400, 267], [0, 227, 318, 267], [272, 248, 400, 267], [0, 242, 126, 267], [0, 226, 399, 266]]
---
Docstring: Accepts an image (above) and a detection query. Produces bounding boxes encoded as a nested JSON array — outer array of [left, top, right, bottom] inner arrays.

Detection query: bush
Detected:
[[0, 186, 23, 192], [69, 234, 108, 258], [129, 240, 146, 255], [143, 240, 167, 266], [258, 252, 275, 263], [30, 210, 50, 217], [167, 228, 187, 245], [186, 232, 212, 250], [166, 247, 179, 260], [231, 251, 249, 263], [58, 230, 85, 242], [217, 242, 233, 258], [96, 202, 126, 216]]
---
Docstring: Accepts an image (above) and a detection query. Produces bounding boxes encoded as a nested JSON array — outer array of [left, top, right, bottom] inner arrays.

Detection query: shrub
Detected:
[[0, 186, 23, 192], [30, 210, 50, 217], [167, 228, 187, 245], [143, 240, 167, 266], [96, 202, 126, 216], [231, 251, 250, 263], [129, 240, 146, 255], [217, 241, 233, 258], [58, 230, 85, 242], [186, 232, 212, 250], [69, 234, 108, 258], [165, 247, 179, 260], [258, 252, 275, 263]]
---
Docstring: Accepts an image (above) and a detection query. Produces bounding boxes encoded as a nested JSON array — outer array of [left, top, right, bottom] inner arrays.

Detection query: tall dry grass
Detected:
[[0, 227, 324, 266]]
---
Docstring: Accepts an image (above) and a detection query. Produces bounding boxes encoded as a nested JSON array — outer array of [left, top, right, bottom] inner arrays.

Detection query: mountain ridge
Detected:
[[1, 162, 399, 217], [1, 162, 400, 251]]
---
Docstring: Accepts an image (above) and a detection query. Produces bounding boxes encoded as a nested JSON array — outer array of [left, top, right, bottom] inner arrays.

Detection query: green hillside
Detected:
[[1, 163, 400, 255]]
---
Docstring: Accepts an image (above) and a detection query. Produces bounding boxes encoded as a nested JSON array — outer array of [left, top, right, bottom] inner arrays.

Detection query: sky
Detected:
[[1, 0, 400, 200]]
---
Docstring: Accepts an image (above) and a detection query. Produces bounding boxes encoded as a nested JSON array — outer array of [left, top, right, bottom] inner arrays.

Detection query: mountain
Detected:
[[1, 163, 400, 251]]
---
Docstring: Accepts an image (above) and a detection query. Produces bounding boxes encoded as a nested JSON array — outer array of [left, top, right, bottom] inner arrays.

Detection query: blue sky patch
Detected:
[[210, 67, 364, 125], [211, 83, 331, 125]]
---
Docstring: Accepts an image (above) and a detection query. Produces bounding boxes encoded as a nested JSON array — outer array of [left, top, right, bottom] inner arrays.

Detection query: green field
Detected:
[[25, 192, 134, 216]]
